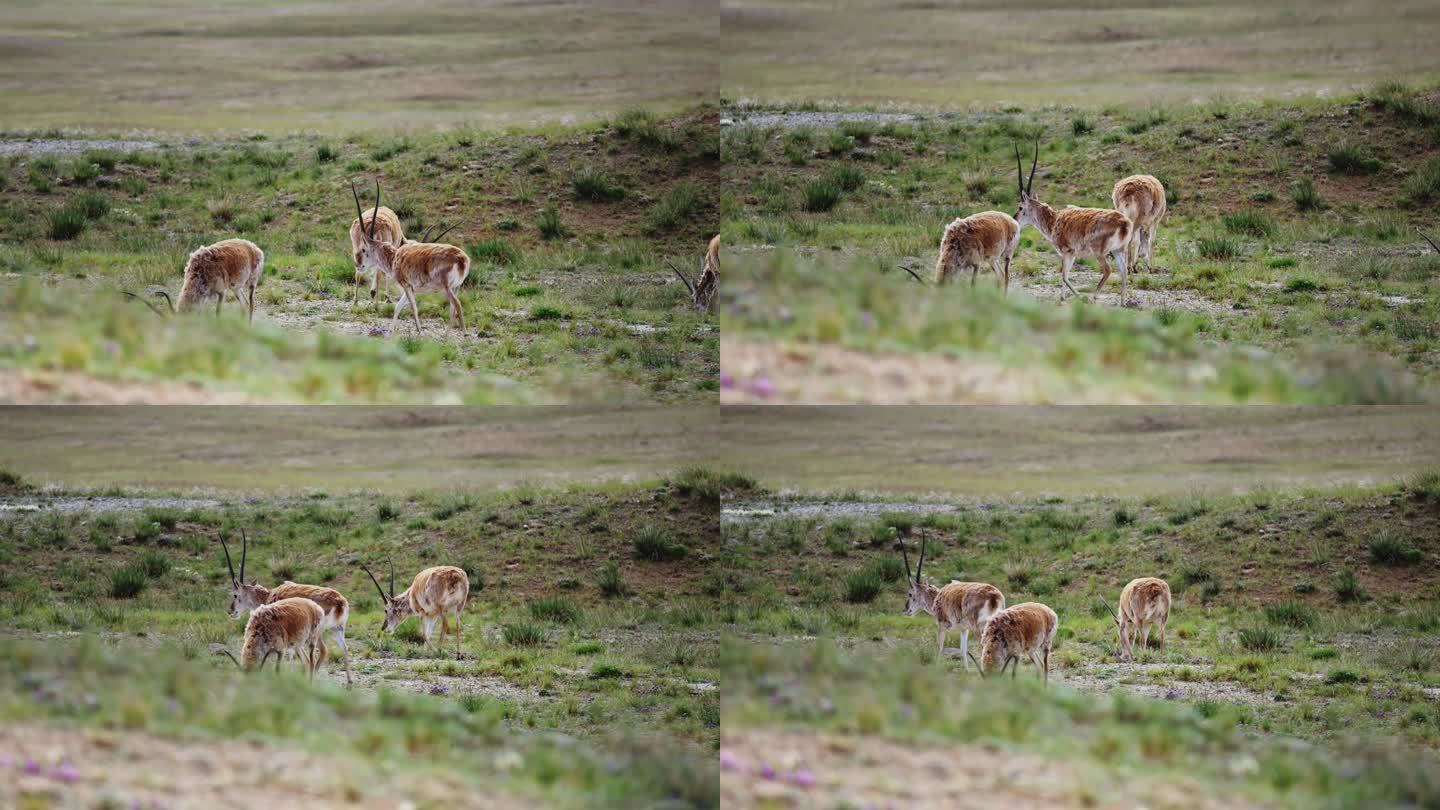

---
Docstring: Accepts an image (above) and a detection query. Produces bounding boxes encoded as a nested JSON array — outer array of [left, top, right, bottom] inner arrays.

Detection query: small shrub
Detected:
[[1401, 158, 1440, 208], [870, 557, 907, 583], [1326, 142, 1381, 175], [1408, 469, 1440, 503], [1333, 567, 1366, 602], [109, 563, 148, 599], [1071, 116, 1093, 136], [634, 526, 688, 561], [536, 204, 568, 240], [827, 165, 865, 192], [1180, 563, 1215, 586], [844, 569, 883, 603], [376, 501, 399, 522], [1237, 626, 1282, 652], [1197, 234, 1240, 260], [528, 596, 582, 624], [1264, 600, 1316, 628], [137, 550, 170, 579], [47, 207, 87, 240], [1324, 668, 1363, 685], [1112, 507, 1135, 527], [1291, 177, 1322, 211], [647, 183, 700, 231], [502, 622, 545, 646], [1283, 276, 1319, 293], [73, 191, 110, 220], [71, 160, 101, 183], [571, 167, 625, 202], [469, 238, 521, 266], [802, 179, 841, 212], [590, 662, 626, 679], [597, 561, 630, 598], [316, 143, 338, 163], [1369, 532, 1421, 565], [1222, 209, 1273, 237], [1003, 556, 1039, 588]]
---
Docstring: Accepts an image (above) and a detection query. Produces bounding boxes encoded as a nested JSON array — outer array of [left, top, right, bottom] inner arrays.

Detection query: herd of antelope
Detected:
[[212, 528, 469, 682], [927, 137, 1166, 308], [899, 535, 1170, 685], [127, 180, 720, 335]]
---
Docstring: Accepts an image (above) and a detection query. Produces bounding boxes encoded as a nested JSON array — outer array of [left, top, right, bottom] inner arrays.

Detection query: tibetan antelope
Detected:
[[1013, 139, 1135, 306], [219, 529, 353, 686], [362, 560, 469, 658], [126, 239, 265, 322], [1112, 175, 1167, 274], [1102, 577, 1172, 661], [968, 602, 1059, 686], [669, 234, 720, 313], [215, 596, 327, 678], [350, 181, 470, 335], [933, 211, 1021, 293], [349, 203, 405, 305], [899, 536, 1005, 671]]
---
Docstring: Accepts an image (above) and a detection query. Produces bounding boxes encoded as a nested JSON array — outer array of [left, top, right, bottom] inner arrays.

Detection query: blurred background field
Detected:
[[722, 0, 1440, 108], [1, 0, 717, 134]]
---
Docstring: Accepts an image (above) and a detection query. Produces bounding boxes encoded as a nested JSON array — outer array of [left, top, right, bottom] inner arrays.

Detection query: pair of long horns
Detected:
[[219, 528, 248, 585], [122, 289, 176, 318], [1015, 137, 1039, 197], [351, 179, 381, 240], [968, 653, 1018, 678], [898, 532, 926, 583], [360, 558, 394, 602]]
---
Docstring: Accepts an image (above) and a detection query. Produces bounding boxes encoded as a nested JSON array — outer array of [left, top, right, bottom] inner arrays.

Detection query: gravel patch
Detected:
[[0, 496, 221, 515], [726, 110, 922, 130], [0, 138, 162, 156], [723, 500, 973, 523]]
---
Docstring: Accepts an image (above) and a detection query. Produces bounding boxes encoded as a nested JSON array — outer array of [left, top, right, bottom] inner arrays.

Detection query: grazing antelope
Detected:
[[350, 181, 470, 335], [127, 239, 265, 322], [362, 560, 469, 657], [669, 234, 720, 313], [1013, 140, 1135, 306], [219, 529, 353, 686], [349, 204, 405, 305], [1111, 175, 1167, 274], [1102, 577, 1172, 661], [933, 211, 1020, 294], [215, 596, 327, 678], [899, 536, 1005, 671], [968, 602, 1059, 686]]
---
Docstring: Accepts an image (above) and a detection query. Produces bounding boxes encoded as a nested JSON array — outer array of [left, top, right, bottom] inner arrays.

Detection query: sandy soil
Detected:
[[0, 723, 538, 810], [0, 368, 255, 404], [721, 728, 1269, 810]]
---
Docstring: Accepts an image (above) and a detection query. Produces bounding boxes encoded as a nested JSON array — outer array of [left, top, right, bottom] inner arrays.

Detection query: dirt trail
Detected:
[[0, 139, 163, 156], [722, 728, 1269, 810], [0, 723, 538, 810]]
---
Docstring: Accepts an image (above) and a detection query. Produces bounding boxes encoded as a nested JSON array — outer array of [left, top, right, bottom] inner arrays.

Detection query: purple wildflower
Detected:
[[1165, 688, 1183, 700], [719, 750, 740, 771], [23, 757, 40, 775], [52, 763, 80, 783], [746, 376, 776, 399], [720, 372, 734, 389], [759, 763, 776, 780], [787, 768, 816, 788], [429, 682, 449, 696]]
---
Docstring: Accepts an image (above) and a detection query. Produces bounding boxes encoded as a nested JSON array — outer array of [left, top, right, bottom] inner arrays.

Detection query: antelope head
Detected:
[[351, 180, 397, 275], [1012, 137, 1043, 230], [899, 533, 931, 616], [221, 528, 266, 619], [361, 558, 412, 632]]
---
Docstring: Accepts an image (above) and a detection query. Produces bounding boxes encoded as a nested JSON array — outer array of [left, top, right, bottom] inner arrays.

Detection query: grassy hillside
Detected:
[[721, 84, 1440, 402], [718, 471, 1440, 806], [722, 0, 1440, 107], [0, 0, 716, 133], [0, 471, 726, 808], [0, 108, 718, 402]]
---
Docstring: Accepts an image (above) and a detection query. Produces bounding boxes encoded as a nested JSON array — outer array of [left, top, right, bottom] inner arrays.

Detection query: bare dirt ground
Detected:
[[0, 495, 222, 513], [0, 139, 162, 156], [0, 368, 254, 404], [721, 728, 1268, 810], [0, 723, 538, 810]]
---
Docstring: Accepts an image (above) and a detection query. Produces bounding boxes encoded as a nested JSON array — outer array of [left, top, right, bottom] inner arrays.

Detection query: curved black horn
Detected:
[[350, 180, 368, 236], [895, 265, 926, 284], [388, 558, 395, 598], [152, 289, 176, 314], [428, 223, 459, 244], [360, 560, 388, 602], [1015, 143, 1025, 195], [238, 527, 247, 583], [915, 536, 927, 581], [968, 652, 986, 677], [370, 180, 381, 239], [215, 649, 241, 669], [420, 222, 437, 243], [667, 261, 696, 295], [899, 535, 912, 581], [1027, 137, 1039, 195], [1099, 596, 1119, 623], [219, 533, 237, 584], [1422, 232, 1440, 255], [122, 291, 167, 318]]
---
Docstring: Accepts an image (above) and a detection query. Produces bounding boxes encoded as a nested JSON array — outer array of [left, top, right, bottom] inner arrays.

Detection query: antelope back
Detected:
[[269, 582, 349, 627], [1120, 577, 1171, 623], [1111, 175, 1166, 226], [933, 582, 1005, 629], [179, 239, 263, 305], [393, 243, 470, 289], [409, 565, 469, 615], [1051, 208, 1132, 256]]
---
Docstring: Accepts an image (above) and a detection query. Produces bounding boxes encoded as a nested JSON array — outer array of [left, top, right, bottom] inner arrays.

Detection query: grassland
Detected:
[[0, 108, 719, 402], [721, 84, 1440, 402], [721, 0, 1440, 107], [0, 0, 717, 133], [719, 466, 1440, 808], [0, 467, 726, 809]]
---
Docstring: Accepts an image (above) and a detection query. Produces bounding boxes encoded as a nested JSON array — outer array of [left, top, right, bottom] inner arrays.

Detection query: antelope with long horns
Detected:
[[350, 181, 470, 335], [899, 536, 1005, 671], [669, 234, 720, 313], [126, 239, 265, 322], [349, 203, 405, 305], [219, 529, 354, 686], [1101, 577, 1171, 661], [361, 560, 469, 658], [968, 601, 1058, 686], [933, 211, 1020, 293], [1111, 175, 1167, 274], [215, 596, 327, 678], [1013, 139, 1135, 306]]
